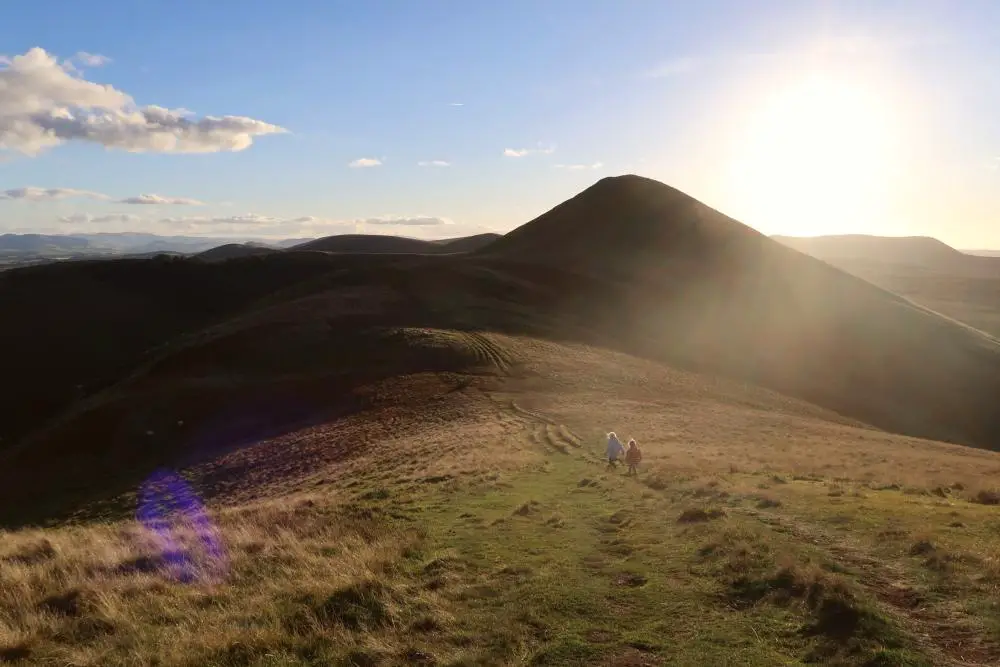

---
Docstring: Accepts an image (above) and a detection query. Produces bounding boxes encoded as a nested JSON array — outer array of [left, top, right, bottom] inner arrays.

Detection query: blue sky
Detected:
[[2, 1, 999, 246]]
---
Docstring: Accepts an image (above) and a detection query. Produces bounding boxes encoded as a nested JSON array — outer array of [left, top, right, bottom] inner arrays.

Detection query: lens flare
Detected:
[[136, 469, 229, 584]]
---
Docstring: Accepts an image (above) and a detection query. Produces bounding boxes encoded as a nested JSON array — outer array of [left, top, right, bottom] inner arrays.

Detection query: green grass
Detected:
[[376, 451, 934, 666]]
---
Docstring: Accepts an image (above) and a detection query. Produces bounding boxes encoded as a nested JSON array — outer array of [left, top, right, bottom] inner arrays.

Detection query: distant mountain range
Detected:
[[0, 233, 312, 258]]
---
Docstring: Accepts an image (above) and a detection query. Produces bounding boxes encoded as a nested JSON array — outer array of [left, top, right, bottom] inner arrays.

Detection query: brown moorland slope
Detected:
[[5, 176, 1000, 527]]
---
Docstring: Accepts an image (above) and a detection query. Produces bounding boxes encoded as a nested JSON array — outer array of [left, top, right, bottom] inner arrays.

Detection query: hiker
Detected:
[[625, 438, 642, 476], [606, 432, 625, 469]]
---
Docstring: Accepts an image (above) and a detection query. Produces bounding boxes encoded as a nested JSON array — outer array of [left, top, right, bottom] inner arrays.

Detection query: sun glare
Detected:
[[727, 74, 899, 237]]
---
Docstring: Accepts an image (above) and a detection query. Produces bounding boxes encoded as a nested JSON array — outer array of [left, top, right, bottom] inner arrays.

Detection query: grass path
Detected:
[[381, 401, 941, 666]]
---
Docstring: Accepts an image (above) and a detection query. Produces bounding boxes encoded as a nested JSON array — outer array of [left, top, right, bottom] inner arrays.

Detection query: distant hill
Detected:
[[195, 243, 279, 262], [0, 233, 92, 253], [772, 234, 966, 267], [291, 232, 500, 254], [5, 175, 1000, 524], [432, 233, 503, 252], [771, 235, 1000, 338], [0, 233, 315, 258]]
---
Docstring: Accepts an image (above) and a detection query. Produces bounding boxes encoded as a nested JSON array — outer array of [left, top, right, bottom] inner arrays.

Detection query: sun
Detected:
[[726, 74, 898, 237]]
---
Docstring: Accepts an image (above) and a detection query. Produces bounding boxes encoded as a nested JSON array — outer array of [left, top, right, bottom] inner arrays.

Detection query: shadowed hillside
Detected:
[[0, 253, 352, 446], [5, 176, 1000, 528]]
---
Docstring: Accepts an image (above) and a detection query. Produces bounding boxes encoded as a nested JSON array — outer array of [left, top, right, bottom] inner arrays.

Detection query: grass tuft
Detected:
[[972, 489, 1000, 505], [678, 508, 726, 523]]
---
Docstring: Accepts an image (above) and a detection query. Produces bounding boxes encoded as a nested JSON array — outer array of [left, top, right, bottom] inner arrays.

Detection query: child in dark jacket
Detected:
[[625, 439, 642, 476]]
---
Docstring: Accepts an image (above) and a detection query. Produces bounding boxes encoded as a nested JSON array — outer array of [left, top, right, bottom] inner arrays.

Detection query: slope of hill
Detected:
[[775, 234, 1000, 338]]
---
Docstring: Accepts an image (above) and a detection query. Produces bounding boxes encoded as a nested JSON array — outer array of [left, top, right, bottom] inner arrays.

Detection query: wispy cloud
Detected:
[[1, 186, 204, 204], [119, 194, 205, 205], [0, 47, 287, 157], [448, 102, 465, 107], [363, 215, 452, 226], [417, 160, 450, 167], [640, 56, 697, 79], [59, 213, 141, 224], [70, 51, 112, 68], [0, 187, 109, 201], [503, 144, 555, 158], [554, 162, 603, 170], [348, 157, 382, 168]]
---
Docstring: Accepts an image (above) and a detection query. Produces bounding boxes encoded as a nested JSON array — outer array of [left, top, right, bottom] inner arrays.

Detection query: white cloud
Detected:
[[119, 193, 205, 205], [640, 57, 697, 79], [362, 215, 451, 226], [503, 144, 555, 158], [554, 162, 603, 170], [1, 186, 204, 204], [71, 52, 112, 68], [159, 214, 281, 226], [0, 186, 109, 201], [149, 213, 452, 235], [348, 157, 382, 168], [417, 160, 450, 167], [448, 102, 464, 107], [0, 47, 287, 156], [59, 213, 141, 224]]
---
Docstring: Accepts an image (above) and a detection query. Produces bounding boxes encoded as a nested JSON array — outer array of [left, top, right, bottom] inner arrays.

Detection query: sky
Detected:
[[2, 0, 999, 247]]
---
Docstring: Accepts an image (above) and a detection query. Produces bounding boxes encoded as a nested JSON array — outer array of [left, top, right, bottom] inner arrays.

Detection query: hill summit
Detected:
[[484, 175, 764, 275]]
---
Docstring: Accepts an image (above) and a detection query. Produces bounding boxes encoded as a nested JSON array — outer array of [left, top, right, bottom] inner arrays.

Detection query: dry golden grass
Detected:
[[0, 494, 438, 665]]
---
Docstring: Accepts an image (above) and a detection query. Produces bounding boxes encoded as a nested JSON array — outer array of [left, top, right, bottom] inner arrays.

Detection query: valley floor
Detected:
[[3, 334, 1000, 666]]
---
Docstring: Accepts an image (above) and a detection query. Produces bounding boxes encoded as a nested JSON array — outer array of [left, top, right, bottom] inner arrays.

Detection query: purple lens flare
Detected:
[[135, 469, 229, 584]]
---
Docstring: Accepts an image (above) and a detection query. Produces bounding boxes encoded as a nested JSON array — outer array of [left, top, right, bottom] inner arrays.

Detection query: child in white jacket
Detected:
[[606, 432, 625, 468]]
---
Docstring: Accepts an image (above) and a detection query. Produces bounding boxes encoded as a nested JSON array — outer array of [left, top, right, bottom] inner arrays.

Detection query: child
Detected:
[[625, 439, 642, 476], [606, 432, 625, 469]]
